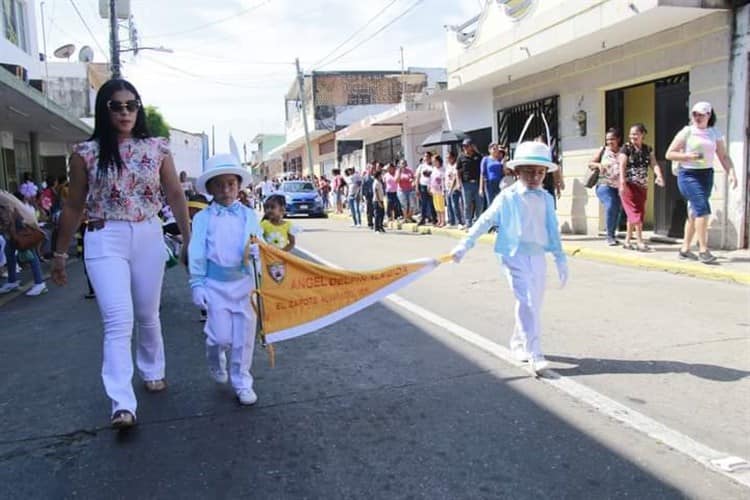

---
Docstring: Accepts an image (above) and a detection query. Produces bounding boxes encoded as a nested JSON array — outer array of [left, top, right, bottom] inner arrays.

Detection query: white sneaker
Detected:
[[529, 357, 550, 375], [511, 348, 529, 362], [0, 281, 20, 294], [209, 368, 228, 384], [25, 283, 48, 297], [237, 388, 258, 405]]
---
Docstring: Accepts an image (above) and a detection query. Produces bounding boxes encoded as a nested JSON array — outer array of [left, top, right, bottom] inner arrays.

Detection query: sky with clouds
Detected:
[[36, 0, 480, 152]]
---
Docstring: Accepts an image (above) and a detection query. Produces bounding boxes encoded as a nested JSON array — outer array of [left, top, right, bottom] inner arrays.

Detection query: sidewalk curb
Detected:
[[327, 213, 750, 285]]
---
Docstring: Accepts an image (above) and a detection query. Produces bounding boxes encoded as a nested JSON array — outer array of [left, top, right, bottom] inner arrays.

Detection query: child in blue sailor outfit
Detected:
[[189, 154, 263, 405], [451, 138, 568, 375]]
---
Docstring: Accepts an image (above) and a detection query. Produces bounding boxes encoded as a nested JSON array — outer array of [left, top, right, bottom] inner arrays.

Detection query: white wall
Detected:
[[490, 11, 738, 246], [725, 4, 749, 248], [0, 0, 41, 78], [170, 129, 206, 179], [443, 89, 494, 137]]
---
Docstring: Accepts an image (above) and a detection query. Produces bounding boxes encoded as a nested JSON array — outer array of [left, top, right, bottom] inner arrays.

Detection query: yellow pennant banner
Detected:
[[248, 240, 447, 344]]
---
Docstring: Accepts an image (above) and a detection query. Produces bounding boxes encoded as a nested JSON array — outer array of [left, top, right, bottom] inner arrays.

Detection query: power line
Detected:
[[311, 0, 400, 69], [316, 0, 424, 70], [139, 0, 271, 40], [139, 55, 290, 89], [68, 0, 108, 60], [167, 50, 294, 66]]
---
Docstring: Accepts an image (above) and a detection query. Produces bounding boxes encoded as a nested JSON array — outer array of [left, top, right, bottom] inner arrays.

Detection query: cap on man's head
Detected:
[[462, 138, 473, 146]]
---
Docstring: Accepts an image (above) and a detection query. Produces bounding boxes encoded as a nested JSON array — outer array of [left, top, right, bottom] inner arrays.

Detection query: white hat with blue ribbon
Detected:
[[505, 112, 559, 172], [507, 141, 558, 172], [196, 153, 252, 194]]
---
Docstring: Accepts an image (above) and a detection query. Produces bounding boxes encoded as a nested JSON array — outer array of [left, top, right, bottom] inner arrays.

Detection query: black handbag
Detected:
[[584, 147, 605, 189]]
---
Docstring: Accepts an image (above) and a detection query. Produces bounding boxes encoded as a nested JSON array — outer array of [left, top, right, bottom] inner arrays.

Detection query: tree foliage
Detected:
[[145, 106, 170, 138]]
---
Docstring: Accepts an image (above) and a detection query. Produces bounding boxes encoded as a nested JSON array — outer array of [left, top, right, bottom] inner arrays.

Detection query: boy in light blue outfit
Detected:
[[451, 140, 568, 374], [189, 154, 263, 405]]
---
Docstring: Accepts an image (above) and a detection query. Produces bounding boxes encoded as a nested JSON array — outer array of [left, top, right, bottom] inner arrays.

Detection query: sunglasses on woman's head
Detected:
[[107, 99, 141, 113]]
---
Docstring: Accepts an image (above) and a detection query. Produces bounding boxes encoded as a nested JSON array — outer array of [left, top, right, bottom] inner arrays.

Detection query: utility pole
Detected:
[[40, 2, 49, 95], [295, 58, 315, 178], [400, 46, 406, 103], [109, 0, 121, 78]]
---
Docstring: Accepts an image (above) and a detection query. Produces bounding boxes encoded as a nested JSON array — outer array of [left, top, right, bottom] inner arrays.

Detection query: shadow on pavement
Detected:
[[546, 355, 750, 382], [0, 262, 734, 499]]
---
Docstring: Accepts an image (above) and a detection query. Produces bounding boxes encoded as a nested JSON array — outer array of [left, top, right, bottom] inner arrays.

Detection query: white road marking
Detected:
[[297, 245, 750, 489]]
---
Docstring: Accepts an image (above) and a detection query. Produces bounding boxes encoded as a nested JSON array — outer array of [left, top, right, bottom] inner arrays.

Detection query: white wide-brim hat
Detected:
[[506, 141, 558, 172], [196, 153, 252, 194]]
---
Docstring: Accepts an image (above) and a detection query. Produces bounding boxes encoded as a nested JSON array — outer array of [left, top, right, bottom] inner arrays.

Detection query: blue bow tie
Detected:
[[214, 202, 242, 216]]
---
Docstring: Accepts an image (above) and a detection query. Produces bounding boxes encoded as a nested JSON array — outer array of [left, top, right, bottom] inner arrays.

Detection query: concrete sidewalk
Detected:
[[329, 213, 750, 285]]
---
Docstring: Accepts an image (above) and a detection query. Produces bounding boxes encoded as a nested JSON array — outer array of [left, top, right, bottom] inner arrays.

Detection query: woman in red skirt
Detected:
[[617, 124, 664, 251]]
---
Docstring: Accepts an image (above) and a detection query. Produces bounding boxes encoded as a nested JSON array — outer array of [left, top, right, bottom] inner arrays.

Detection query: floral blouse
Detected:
[[597, 147, 621, 188], [73, 138, 169, 222], [620, 143, 653, 187]]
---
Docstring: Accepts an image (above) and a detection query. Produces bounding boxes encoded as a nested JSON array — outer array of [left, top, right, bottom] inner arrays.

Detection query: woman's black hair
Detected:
[[707, 109, 717, 127], [262, 194, 286, 220], [90, 79, 151, 180], [631, 123, 647, 135], [433, 155, 443, 166], [606, 127, 621, 140]]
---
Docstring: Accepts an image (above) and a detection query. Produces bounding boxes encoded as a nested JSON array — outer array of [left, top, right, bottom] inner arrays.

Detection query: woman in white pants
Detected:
[[51, 79, 191, 429]]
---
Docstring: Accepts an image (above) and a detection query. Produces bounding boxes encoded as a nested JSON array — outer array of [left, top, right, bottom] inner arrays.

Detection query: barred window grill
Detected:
[[497, 95, 559, 161]]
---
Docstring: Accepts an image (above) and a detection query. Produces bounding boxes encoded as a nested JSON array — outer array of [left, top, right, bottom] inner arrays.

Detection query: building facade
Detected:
[[1, 0, 92, 190], [270, 70, 432, 176], [249, 133, 285, 181], [169, 128, 208, 181], [445, 0, 749, 249]]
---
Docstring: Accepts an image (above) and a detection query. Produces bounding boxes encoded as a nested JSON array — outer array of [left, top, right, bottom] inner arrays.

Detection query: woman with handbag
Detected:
[[665, 102, 738, 264], [0, 203, 47, 296], [51, 79, 191, 429], [588, 128, 623, 246]]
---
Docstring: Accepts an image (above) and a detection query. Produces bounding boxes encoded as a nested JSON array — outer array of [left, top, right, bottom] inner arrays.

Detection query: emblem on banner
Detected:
[[267, 262, 286, 284]]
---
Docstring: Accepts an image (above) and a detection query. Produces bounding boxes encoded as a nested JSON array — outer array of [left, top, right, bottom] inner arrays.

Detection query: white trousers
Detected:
[[204, 278, 256, 393], [500, 254, 547, 359], [84, 218, 166, 416]]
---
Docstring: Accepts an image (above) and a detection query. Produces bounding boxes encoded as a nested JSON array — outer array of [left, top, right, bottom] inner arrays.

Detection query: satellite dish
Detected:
[[53, 44, 76, 60], [79, 46, 94, 63]]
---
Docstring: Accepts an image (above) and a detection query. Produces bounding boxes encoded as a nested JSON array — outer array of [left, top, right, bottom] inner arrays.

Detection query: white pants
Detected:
[[204, 277, 256, 393], [500, 254, 546, 359], [85, 218, 166, 416]]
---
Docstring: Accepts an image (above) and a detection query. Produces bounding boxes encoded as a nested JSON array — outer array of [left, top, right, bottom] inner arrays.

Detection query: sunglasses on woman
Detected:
[[107, 99, 141, 113]]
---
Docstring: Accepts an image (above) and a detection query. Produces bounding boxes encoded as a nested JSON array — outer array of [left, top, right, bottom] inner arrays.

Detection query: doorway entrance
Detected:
[[605, 73, 689, 237]]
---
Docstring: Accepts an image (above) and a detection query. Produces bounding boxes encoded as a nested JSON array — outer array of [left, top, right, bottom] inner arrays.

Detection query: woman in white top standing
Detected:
[[666, 102, 737, 264], [51, 79, 191, 429]]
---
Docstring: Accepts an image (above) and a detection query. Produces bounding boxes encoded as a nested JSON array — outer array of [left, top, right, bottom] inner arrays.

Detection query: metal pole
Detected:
[[295, 58, 315, 178], [40, 2, 49, 96], [400, 46, 406, 103], [109, 0, 121, 78], [211, 125, 215, 156]]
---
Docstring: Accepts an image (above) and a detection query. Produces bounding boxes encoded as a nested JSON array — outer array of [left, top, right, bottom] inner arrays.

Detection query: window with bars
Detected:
[[2, 0, 28, 52], [347, 92, 372, 105], [497, 95, 559, 161]]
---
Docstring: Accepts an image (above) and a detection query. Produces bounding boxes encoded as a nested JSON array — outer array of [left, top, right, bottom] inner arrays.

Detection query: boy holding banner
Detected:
[[189, 154, 263, 405], [450, 137, 568, 375]]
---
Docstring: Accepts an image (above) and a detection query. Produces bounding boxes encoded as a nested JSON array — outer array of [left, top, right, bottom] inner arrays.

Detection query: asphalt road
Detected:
[[0, 217, 748, 499]]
